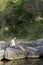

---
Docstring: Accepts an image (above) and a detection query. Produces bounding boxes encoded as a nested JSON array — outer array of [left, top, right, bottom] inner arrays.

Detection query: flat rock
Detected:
[[19, 39, 43, 48], [26, 47, 39, 58], [19, 41, 38, 48], [0, 41, 10, 49], [36, 46, 43, 56], [5, 48, 26, 60], [35, 41, 43, 46], [36, 38, 43, 42], [0, 50, 4, 60]]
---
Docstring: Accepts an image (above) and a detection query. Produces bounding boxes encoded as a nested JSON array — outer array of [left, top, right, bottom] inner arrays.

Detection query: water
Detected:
[[0, 59, 43, 65]]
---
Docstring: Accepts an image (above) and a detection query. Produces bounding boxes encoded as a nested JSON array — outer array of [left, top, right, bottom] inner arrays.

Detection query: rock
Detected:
[[19, 41, 38, 48], [19, 39, 43, 48], [35, 41, 43, 46], [27, 40, 43, 47], [34, 41, 43, 46], [36, 46, 43, 56], [0, 41, 5, 43], [36, 38, 43, 46], [5, 48, 26, 60], [36, 38, 43, 42], [0, 50, 4, 60], [0, 41, 10, 49], [26, 47, 39, 58], [28, 41, 38, 47]]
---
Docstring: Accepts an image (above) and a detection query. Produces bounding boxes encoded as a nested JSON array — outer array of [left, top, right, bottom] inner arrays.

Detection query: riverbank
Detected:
[[0, 38, 43, 60]]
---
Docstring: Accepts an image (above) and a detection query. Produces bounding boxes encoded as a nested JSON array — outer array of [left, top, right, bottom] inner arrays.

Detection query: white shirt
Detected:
[[11, 39, 16, 46]]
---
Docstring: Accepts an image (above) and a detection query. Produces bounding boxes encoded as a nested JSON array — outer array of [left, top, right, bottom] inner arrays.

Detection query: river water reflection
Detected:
[[0, 59, 43, 65]]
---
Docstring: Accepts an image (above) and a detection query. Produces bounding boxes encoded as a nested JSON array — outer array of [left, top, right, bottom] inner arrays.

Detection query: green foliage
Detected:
[[0, 0, 43, 41]]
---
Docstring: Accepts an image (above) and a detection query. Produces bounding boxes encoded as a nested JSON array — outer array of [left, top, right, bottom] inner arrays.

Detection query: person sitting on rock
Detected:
[[10, 37, 25, 51], [10, 37, 17, 48]]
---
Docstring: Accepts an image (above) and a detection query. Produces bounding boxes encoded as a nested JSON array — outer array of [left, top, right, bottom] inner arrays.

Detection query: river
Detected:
[[0, 59, 43, 65]]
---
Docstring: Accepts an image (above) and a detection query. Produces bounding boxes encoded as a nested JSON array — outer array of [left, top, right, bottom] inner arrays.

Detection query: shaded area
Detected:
[[0, 59, 43, 65], [0, 0, 43, 41]]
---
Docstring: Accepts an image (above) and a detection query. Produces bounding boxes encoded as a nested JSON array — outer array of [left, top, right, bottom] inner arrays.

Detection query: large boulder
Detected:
[[36, 38, 43, 46], [28, 39, 43, 47], [19, 38, 43, 48], [27, 41, 38, 47], [0, 50, 4, 60], [36, 38, 43, 42], [19, 41, 38, 48], [26, 47, 39, 58], [35, 41, 43, 46], [5, 48, 26, 60], [36, 46, 43, 56], [32, 38, 43, 46], [0, 41, 10, 49]]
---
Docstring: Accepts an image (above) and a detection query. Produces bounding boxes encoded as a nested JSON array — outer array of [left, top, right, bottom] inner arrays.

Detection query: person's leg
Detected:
[[18, 45, 25, 51]]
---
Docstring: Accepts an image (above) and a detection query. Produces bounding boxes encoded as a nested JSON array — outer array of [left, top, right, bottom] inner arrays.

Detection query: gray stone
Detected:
[[35, 41, 43, 46], [36, 38, 43, 42], [36, 46, 43, 56], [5, 48, 26, 60], [19, 41, 38, 48], [19, 39, 43, 48], [0, 41, 10, 49], [26, 47, 39, 58], [0, 50, 4, 60], [36, 38, 43, 46]]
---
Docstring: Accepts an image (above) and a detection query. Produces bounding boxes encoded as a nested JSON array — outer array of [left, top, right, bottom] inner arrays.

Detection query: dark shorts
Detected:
[[11, 45, 18, 49]]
